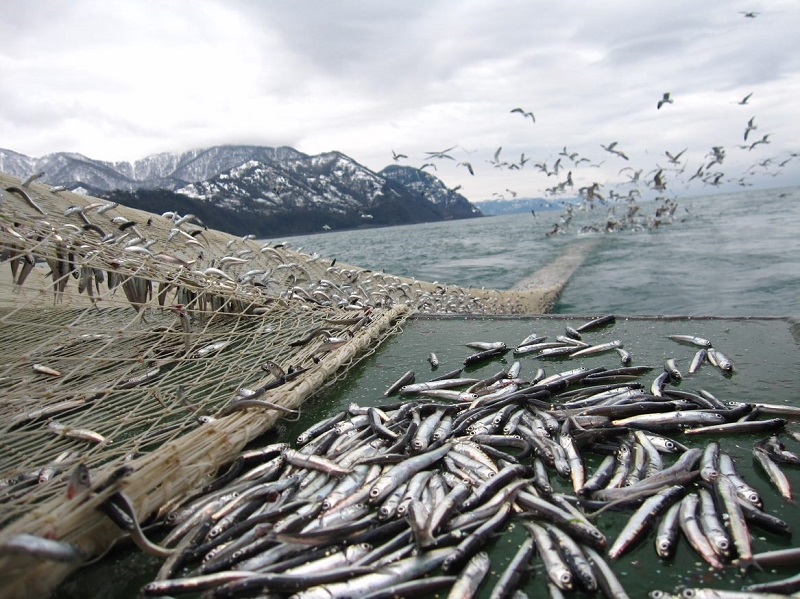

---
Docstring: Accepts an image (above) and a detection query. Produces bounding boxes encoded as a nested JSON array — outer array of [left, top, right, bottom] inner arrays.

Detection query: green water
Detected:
[[56, 315, 800, 598]]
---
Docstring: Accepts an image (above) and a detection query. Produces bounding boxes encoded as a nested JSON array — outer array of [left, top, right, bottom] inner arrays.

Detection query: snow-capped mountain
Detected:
[[379, 164, 480, 219], [0, 145, 482, 235]]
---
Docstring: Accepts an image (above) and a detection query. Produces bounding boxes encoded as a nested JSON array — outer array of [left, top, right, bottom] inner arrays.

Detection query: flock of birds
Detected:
[[387, 10, 796, 238]]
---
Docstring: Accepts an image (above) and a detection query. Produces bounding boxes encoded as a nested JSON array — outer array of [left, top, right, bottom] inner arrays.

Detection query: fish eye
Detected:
[[682, 591, 697, 599]]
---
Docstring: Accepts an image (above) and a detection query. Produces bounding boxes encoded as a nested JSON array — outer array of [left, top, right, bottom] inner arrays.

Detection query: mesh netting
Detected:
[[0, 173, 538, 596]]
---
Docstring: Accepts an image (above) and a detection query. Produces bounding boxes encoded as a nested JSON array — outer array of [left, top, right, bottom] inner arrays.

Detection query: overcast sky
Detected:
[[2, 0, 798, 200]]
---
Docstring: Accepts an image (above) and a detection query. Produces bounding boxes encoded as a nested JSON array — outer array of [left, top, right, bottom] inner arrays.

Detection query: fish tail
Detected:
[[737, 556, 762, 574]]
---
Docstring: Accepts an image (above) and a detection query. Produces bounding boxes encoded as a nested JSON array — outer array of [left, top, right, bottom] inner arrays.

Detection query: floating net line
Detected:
[[0, 173, 534, 596]]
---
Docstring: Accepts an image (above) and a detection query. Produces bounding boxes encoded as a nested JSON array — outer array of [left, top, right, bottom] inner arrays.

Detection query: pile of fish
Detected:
[[5, 316, 799, 598]]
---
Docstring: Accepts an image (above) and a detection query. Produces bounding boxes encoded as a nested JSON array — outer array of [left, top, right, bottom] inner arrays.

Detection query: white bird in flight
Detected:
[[600, 142, 629, 160]]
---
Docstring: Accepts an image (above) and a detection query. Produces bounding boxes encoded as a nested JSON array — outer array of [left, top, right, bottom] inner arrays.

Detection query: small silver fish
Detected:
[[48, 421, 111, 445], [33, 363, 62, 377]]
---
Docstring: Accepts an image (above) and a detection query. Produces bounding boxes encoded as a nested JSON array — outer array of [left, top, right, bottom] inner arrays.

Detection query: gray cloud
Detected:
[[1, 0, 798, 198]]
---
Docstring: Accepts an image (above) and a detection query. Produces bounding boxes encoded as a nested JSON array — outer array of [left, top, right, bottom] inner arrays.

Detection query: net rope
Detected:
[[0, 173, 528, 596]]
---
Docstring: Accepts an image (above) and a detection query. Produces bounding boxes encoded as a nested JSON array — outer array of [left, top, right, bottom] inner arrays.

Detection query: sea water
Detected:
[[280, 185, 800, 317]]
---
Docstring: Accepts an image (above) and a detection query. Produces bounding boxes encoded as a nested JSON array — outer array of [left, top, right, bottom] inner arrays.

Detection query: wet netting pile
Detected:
[[0, 174, 524, 595]]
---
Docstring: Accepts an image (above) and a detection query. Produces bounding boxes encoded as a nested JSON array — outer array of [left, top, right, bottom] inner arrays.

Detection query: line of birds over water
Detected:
[[386, 10, 796, 236]]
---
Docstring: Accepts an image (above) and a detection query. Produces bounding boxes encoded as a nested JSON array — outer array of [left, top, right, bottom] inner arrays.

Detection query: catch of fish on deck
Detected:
[[3, 314, 800, 598]]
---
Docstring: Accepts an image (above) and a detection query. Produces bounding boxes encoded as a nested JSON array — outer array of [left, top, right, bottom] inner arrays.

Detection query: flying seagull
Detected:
[[748, 134, 771, 151], [744, 117, 757, 141], [391, 149, 408, 162], [657, 92, 673, 109], [651, 169, 667, 191], [665, 148, 687, 165], [600, 142, 629, 160], [734, 92, 753, 105], [424, 146, 457, 160], [457, 161, 474, 175], [740, 11, 758, 18], [487, 146, 504, 166], [510, 107, 535, 123]]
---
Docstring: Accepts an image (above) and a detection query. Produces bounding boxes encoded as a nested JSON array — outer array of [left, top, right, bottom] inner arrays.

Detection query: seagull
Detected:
[[579, 182, 604, 203], [748, 134, 771, 151], [706, 146, 726, 168], [734, 92, 753, 105], [657, 92, 673, 109], [419, 163, 437, 171], [688, 165, 704, 182], [619, 167, 643, 183], [665, 148, 687, 165], [739, 11, 758, 18], [424, 146, 457, 160], [510, 107, 535, 123], [600, 142, 629, 160], [457, 161, 474, 175], [651, 169, 667, 191], [743, 117, 757, 141], [391, 149, 408, 162], [487, 146, 505, 167]]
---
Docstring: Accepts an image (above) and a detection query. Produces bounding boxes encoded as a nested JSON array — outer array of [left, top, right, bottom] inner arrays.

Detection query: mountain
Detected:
[[0, 145, 483, 236], [380, 165, 481, 220], [473, 197, 568, 216]]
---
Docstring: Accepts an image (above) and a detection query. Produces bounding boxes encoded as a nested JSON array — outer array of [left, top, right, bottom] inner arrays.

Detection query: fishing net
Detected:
[[0, 172, 544, 596]]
